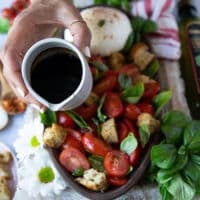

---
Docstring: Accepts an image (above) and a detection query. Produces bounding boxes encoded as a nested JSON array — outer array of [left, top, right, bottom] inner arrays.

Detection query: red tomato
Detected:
[[75, 104, 97, 120], [59, 146, 90, 173], [123, 118, 139, 138], [57, 111, 75, 128], [137, 103, 155, 115], [62, 135, 84, 152], [91, 55, 105, 63], [2, 8, 16, 20], [12, 1, 24, 11], [103, 92, 123, 118], [82, 132, 111, 157], [129, 147, 141, 168], [124, 104, 141, 121], [65, 128, 82, 142], [143, 82, 160, 99], [117, 121, 129, 142], [104, 150, 130, 177], [107, 176, 128, 187], [117, 64, 139, 78], [93, 75, 117, 95]]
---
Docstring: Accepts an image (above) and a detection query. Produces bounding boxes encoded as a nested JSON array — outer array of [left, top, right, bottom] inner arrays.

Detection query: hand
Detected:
[[0, 0, 91, 110]]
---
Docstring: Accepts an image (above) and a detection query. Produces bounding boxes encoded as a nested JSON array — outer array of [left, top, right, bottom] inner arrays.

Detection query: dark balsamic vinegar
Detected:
[[31, 47, 82, 104]]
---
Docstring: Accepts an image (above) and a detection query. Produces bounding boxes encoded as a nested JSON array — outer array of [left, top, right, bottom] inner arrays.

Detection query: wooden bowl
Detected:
[[46, 131, 160, 200]]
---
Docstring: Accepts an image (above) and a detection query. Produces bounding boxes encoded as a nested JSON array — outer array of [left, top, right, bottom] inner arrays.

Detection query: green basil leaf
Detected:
[[159, 185, 173, 200], [94, 0, 107, 4], [0, 17, 10, 33], [92, 118, 101, 137], [161, 111, 191, 145], [183, 160, 200, 193], [151, 144, 177, 169], [156, 154, 188, 184], [139, 124, 151, 147], [167, 175, 195, 200], [120, 132, 138, 155], [67, 110, 92, 131], [131, 16, 146, 33], [153, 90, 172, 117], [92, 61, 109, 72], [121, 82, 144, 104], [39, 109, 57, 127], [97, 95, 107, 123], [107, 0, 121, 6], [121, 32, 134, 54], [144, 59, 160, 78], [72, 168, 84, 177], [191, 154, 200, 166], [118, 74, 132, 90], [183, 120, 200, 154], [121, 0, 131, 12], [88, 155, 104, 172], [142, 19, 158, 33]]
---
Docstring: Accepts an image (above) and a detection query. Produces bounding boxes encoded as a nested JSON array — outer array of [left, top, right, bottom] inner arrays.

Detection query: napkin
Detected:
[[131, 0, 181, 60]]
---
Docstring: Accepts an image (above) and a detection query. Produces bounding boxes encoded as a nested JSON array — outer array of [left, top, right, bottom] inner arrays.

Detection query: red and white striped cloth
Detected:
[[132, 0, 181, 60]]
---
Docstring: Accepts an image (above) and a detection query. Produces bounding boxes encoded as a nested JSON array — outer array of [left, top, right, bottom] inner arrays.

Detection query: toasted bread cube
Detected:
[[76, 168, 107, 191], [130, 43, 155, 71], [43, 123, 67, 148], [0, 152, 11, 164], [85, 92, 99, 106], [0, 177, 11, 200], [101, 118, 118, 143], [137, 113, 160, 134], [108, 52, 125, 70], [0, 165, 10, 179]]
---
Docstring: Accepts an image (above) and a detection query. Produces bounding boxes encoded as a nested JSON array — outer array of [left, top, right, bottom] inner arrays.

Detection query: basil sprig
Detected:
[[149, 111, 200, 200], [118, 74, 132, 90]]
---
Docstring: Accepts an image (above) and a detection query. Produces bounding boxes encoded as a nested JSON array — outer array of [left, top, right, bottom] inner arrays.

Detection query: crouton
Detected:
[[0, 165, 10, 179], [101, 118, 118, 143], [130, 43, 154, 71], [76, 168, 107, 191], [43, 123, 67, 148], [0, 152, 11, 164], [0, 177, 11, 200], [137, 113, 160, 134], [85, 92, 99, 106], [108, 52, 125, 70]]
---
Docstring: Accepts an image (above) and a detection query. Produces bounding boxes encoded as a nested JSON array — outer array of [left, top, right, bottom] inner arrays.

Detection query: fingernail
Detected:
[[30, 104, 41, 111], [16, 87, 25, 97], [64, 29, 73, 42], [83, 46, 91, 58]]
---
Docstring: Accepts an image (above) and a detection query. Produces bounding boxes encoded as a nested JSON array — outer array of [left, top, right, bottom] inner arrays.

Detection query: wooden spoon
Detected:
[[0, 62, 26, 115]]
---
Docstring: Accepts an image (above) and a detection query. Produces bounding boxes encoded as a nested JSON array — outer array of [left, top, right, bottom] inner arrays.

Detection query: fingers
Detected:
[[68, 20, 91, 56]]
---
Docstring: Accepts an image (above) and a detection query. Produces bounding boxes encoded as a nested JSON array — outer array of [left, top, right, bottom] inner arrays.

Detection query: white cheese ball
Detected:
[[81, 6, 132, 56]]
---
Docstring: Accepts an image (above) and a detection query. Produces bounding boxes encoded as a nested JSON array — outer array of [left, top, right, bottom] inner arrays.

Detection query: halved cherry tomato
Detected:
[[93, 74, 117, 95], [75, 104, 97, 120], [57, 111, 75, 128], [104, 150, 130, 177], [91, 55, 105, 63], [82, 132, 111, 157], [62, 135, 84, 152], [59, 146, 90, 173], [65, 128, 82, 142], [137, 103, 155, 115], [124, 104, 141, 121], [2, 8, 16, 20], [117, 121, 129, 142], [143, 82, 160, 99], [123, 118, 139, 138], [129, 147, 142, 168], [103, 92, 123, 118], [107, 176, 128, 187], [12, 1, 25, 11], [117, 64, 139, 79]]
